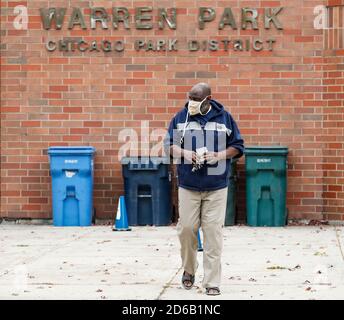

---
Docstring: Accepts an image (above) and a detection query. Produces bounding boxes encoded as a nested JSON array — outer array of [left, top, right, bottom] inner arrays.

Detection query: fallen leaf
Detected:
[[314, 251, 328, 256], [288, 265, 301, 271], [267, 265, 287, 270]]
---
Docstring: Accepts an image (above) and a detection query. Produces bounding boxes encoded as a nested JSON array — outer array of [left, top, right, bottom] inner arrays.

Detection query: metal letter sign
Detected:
[[40, 6, 284, 53]]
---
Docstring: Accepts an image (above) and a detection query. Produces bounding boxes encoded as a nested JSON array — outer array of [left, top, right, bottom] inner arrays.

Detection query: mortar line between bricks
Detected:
[[156, 265, 182, 300], [0, 228, 96, 279], [335, 227, 344, 262]]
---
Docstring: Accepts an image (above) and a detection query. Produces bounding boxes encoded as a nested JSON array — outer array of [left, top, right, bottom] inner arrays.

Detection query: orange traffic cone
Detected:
[[112, 196, 131, 231]]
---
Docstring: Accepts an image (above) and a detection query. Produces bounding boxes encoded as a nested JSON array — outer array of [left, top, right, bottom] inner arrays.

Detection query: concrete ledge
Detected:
[[0, 218, 343, 226], [0, 218, 113, 226], [289, 219, 344, 226], [95, 219, 113, 226], [0, 218, 53, 225]]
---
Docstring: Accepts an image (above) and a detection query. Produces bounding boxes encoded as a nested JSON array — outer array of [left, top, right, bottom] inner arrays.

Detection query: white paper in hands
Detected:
[[192, 147, 208, 172]]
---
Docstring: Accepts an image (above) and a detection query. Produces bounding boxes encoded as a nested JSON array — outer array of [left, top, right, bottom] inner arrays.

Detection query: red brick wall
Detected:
[[1, 0, 343, 221], [321, 1, 344, 219]]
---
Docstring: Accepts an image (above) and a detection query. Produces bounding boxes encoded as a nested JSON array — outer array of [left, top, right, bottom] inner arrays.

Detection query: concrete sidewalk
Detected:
[[0, 224, 343, 300]]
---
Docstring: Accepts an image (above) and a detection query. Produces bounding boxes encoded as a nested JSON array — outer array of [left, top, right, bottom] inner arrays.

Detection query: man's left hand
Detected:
[[205, 151, 226, 164]]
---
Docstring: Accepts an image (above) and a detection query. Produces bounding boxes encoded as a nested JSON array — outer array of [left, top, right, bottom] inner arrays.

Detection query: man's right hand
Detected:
[[183, 150, 197, 164]]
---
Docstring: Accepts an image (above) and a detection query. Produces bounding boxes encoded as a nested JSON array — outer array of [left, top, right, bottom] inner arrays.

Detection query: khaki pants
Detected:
[[177, 186, 228, 288]]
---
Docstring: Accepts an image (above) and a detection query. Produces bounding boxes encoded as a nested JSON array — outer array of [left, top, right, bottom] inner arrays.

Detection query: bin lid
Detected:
[[48, 146, 96, 155], [244, 146, 288, 155], [121, 156, 170, 170]]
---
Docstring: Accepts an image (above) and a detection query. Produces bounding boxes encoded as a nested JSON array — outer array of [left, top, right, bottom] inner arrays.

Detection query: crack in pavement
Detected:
[[156, 265, 182, 300]]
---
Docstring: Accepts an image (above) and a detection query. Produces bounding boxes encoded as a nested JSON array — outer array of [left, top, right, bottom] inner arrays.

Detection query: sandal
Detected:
[[181, 271, 195, 290], [206, 287, 221, 296]]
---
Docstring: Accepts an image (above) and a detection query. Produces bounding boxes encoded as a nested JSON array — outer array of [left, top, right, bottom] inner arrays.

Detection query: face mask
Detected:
[[188, 96, 208, 116]]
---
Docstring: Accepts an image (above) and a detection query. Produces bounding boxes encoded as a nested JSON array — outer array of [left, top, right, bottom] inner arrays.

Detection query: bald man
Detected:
[[164, 83, 244, 295]]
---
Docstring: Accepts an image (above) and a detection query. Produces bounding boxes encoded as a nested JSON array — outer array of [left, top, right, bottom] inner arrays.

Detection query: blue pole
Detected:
[[197, 229, 203, 252]]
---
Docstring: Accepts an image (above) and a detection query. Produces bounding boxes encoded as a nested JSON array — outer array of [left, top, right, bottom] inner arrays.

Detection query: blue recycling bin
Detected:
[[48, 146, 95, 226], [121, 157, 172, 226]]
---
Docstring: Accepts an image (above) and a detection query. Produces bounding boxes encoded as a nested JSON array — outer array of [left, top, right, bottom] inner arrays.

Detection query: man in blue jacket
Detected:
[[164, 83, 244, 296]]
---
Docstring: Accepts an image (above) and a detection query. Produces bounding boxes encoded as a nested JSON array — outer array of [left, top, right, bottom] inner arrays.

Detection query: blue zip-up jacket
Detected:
[[164, 99, 245, 191]]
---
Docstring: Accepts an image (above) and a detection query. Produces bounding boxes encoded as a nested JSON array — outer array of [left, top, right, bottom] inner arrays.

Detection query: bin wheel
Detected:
[[92, 207, 96, 225], [285, 208, 289, 225]]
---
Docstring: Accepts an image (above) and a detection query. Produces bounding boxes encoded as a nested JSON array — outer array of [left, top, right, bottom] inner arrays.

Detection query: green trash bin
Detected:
[[245, 146, 288, 227], [225, 159, 238, 226]]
